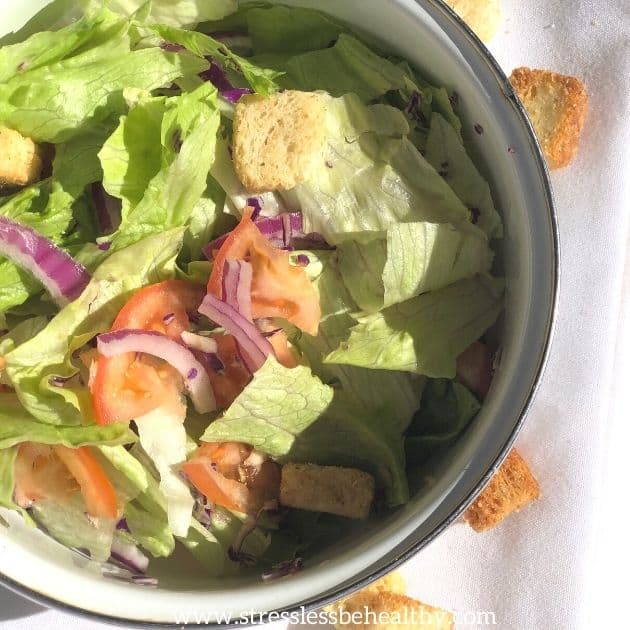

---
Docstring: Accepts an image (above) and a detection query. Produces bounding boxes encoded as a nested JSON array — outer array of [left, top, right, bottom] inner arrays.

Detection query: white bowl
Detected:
[[0, 0, 557, 625]]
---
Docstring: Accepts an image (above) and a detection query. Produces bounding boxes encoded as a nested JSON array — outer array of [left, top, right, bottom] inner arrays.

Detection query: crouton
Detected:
[[360, 572, 407, 598], [464, 448, 539, 532], [232, 90, 327, 192], [279, 463, 375, 519], [329, 590, 454, 630], [443, 0, 502, 43], [0, 127, 43, 188], [509, 67, 588, 169]]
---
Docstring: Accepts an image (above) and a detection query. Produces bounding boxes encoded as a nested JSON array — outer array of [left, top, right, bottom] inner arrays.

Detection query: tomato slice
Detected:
[[14, 443, 78, 507], [182, 442, 280, 513], [207, 211, 321, 335], [194, 334, 251, 409], [91, 280, 205, 425], [14, 443, 118, 520], [53, 445, 118, 520]]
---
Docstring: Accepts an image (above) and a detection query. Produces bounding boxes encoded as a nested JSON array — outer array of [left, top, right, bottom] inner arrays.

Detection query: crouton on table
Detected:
[[279, 463, 375, 519], [464, 448, 540, 531], [232, 90, 327, 192], [443, 0, 502, 43], [0, 127, 43, 188], [329, 589, 454, 630], [509, 67, 588, 169]]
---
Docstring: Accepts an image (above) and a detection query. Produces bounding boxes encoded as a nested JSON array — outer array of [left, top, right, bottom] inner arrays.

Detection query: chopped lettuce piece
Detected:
[[31, 494, 116, 562], [283, 94, 471, 244], [147, 24, 281, 96], [425, 114, 502, 239], [0, 447, 18, 511], [245, 5, 345, 54], [0, 395, 136, 449], [0, 9, 123, 83], [135, 405, 194, 538], [201, 357, 334, 455], [201, 356, 408, 504], [108, 0, 237, 27], [105, 84, 221, 252], [405, 379, 480, 465], [0, 34, 206, 142], [124, 500, 175, 558], [325, 276, 504, 377], [273, 34, 406, 102], [4, 229, 183, 425], [291, 251, 423, 432], [337, 221, 493, 312]]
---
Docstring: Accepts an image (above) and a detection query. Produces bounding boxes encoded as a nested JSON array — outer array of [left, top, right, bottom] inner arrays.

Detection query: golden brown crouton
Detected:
[[279, 463, 375, 519], [464, 448, 540, 532], [509, 67, 588, 169], [329, 590, 454, 630], [443, 0, 502, 43], [232, 90, 327, 192], [361, 572, 407, 598], [0, 127, 43, 188]]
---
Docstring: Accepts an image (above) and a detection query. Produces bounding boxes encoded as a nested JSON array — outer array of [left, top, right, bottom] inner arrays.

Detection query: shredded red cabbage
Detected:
[[0, 216, 91, 306], [199, 60, 252, 103]]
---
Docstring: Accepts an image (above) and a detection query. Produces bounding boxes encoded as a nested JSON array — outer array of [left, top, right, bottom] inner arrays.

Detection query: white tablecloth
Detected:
[[2, 0, 629, 628]]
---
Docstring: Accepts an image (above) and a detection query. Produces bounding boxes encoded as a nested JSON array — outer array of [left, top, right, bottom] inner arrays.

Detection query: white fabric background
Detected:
[[1, 0, 629, 628]]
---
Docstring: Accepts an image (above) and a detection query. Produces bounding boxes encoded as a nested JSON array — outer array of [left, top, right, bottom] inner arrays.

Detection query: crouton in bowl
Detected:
[[0, 0, 556, 624]]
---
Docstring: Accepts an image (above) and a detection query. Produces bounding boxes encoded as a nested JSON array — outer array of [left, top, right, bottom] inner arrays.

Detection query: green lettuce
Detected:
[[270, 34, 407, 102], [201, 358, 334, 455], [146, 24, 281, 96], [104, 83, 221, 252], [245, 5, 346, 54], [31, 495, 116, 561], [0, 32, 207, 143], [124, 500, 175, 558], [201, 356, 408, 505], [0, 9, 124, 83], [325, 276, 504, 377], [282, 94, 471, 244], [0, 395, 136, 449], [405, 379, 480, 465], [425, 114, 502, 239], [108, 0, 237, 27], [0, 447, 18, 511], [337, 221, 493, 312], [291, 251, 423, 432], [4, 229, 184, 425]]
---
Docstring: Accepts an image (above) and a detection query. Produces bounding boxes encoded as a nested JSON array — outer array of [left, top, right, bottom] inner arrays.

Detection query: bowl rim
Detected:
[[0, 0, 559, 626]]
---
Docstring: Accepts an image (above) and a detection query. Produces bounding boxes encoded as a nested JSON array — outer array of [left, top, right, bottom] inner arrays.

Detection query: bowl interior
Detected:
[[0, 0, 556, 624]]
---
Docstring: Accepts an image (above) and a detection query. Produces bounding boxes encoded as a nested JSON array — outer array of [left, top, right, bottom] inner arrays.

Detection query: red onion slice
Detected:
[[97, 329, 216, 414], [222, 259, 253, 322], [110, 539, 149, 574], [0, 215, 91, 306], [203, 212, 311, 257], [198, 294, 273, 373]]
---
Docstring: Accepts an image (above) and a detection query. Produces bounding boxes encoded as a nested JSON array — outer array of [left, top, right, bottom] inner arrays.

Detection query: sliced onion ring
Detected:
[[0, 216, 91, 306], [110, 539, 149, 574], [198, 294, 273, 373], [222, 259, 253, 322], [97, 329, 216, 414]]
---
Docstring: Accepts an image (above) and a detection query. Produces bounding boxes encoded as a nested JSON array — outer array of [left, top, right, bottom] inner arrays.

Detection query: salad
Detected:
[[0, 0, 503, 582]]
